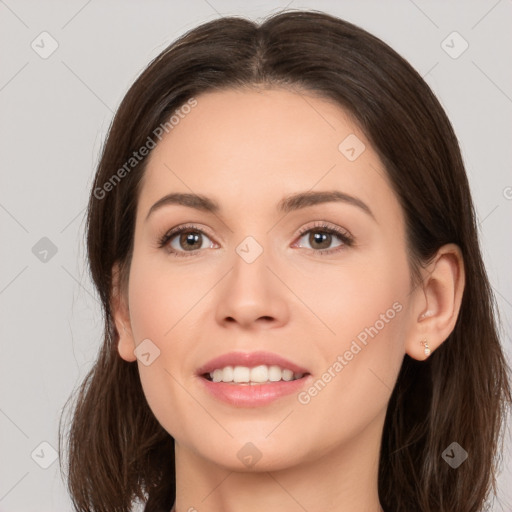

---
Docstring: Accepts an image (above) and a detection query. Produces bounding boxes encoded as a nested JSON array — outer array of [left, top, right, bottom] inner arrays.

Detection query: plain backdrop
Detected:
[[1, 1, 511, 510]]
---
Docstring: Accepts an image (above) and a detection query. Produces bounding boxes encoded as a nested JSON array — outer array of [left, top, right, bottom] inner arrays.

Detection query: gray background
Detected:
[[1, 1, 511, 510]]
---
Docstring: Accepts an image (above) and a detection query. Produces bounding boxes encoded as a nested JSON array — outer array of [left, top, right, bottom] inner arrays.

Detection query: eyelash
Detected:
[[157, 222, 354, 258]]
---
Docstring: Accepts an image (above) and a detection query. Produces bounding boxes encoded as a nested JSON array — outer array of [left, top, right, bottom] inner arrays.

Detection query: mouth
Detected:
[[201, 364, 309, 385], [196, 352, 312, 407]]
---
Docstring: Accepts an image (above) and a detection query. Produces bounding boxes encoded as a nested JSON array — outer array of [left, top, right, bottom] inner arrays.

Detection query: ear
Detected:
[[111, 261, 137, 362], [405, 243, 465, 360]]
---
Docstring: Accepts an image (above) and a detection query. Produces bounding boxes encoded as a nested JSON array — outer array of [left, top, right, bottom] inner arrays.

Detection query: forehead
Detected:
[[137, 87, 400, 224]]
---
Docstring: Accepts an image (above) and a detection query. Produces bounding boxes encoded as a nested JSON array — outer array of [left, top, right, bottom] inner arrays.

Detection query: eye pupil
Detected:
[[311, 231, 331, 249], [181, 232, 201, 249]]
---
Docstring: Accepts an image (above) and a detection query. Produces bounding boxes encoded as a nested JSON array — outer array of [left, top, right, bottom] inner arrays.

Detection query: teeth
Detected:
[[208, 365, 304, 384], [221, 366, 234, 382], [250, 365, 268, 383], [233, 366, 250, 383]]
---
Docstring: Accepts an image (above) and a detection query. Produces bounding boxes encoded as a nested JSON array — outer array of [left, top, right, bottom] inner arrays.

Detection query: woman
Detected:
[[59, 9, 511, 512]]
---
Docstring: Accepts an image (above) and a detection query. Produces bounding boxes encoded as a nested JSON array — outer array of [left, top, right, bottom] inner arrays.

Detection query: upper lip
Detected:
[[197, 351, 310, 376]]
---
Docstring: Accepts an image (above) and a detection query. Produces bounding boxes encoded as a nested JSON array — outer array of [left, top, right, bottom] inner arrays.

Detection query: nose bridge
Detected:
[[225, 205, 274, 270], [230, 232, 272, 295], [215, 229, 289, 327], [235, 233, 267, 266]]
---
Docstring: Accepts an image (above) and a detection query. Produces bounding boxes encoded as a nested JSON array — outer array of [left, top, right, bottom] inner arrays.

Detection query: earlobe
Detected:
[[406, 243, 465, 361], [111, 262, 137, 362]]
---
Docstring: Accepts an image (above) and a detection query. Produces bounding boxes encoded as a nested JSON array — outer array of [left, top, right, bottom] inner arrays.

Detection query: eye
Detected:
[[157, 224, 216, 257], [157, 221, 353, 258], [293, 222, 353, 255]]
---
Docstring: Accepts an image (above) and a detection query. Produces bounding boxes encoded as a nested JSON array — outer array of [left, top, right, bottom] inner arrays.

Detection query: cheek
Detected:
[[125, 253, 203, 430], [291, 246, 409, 344], [293, 248, 409, 426], [127, 251, 202, 341]]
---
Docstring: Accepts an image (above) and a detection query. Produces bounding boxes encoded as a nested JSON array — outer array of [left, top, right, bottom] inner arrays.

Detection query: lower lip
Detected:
[[199, 375, 311, 407]]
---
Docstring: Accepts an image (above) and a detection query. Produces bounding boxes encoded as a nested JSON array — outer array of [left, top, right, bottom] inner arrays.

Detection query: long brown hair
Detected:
[[58, 9, 511, 512]]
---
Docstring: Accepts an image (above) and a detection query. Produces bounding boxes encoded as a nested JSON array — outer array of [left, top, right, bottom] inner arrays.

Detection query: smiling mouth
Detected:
[[201, 364, 310, 385]]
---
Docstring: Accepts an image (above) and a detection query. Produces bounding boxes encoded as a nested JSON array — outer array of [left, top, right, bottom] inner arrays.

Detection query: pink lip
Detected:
[[198, 376, 312, 407], [196, 351, 310, 376], [196, 351, 311, 408]]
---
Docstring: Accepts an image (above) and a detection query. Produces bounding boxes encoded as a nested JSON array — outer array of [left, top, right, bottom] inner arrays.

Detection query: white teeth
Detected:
[[282, 369, 294, 381], [250, 365, 268, 383], [208, 364, 304, 384], [221, 366, 234, 382], [233, 366, 250, 383], [212, 369, 223, 382], [268, 365, 281, 382]]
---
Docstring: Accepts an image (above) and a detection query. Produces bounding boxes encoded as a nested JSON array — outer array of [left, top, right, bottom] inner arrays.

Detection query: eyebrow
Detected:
[[145, 190, 375, 221]]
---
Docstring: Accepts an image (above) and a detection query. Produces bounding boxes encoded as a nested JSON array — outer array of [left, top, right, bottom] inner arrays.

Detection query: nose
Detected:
[[215, 244, 290, 330]]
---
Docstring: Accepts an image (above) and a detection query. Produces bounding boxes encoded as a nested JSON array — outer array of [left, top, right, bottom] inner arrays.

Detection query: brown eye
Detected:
[[158, 225, 216, 257], [294, 224, 352, 255], [302, 231, 339, 250], [175, 230, 204, 251]]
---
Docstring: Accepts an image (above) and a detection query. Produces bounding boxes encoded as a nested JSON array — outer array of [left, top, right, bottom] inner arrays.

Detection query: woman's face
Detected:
[[116, 87, 419, 471]]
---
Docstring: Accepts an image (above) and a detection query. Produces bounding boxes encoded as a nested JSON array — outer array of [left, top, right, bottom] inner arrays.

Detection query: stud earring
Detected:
[[420, 339, 431, 357]]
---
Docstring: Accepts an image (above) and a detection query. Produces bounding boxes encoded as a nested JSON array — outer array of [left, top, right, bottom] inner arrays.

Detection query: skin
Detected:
[[112, 87, 465, 512]]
